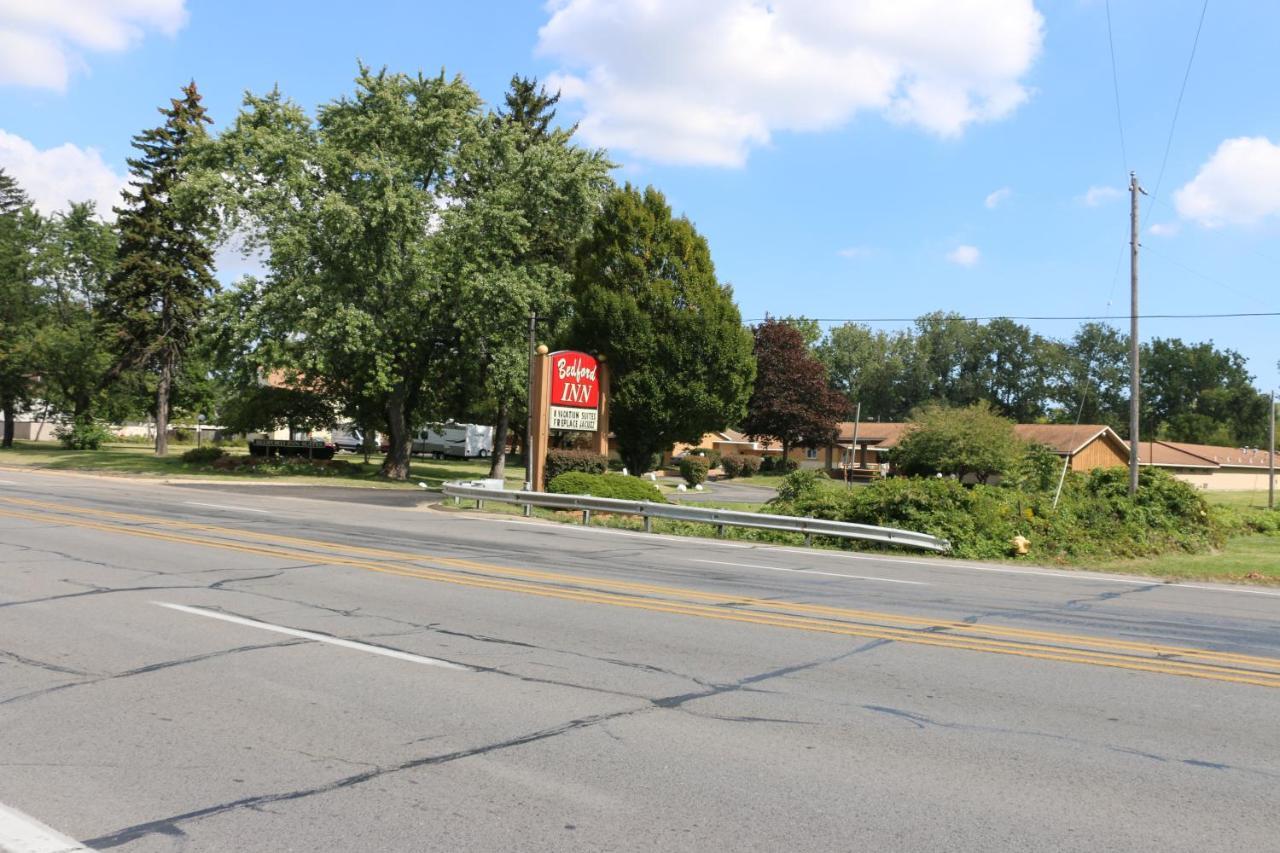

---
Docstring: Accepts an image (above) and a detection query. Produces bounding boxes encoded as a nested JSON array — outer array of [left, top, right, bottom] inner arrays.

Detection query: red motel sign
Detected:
[[548, 351, 600, 431]]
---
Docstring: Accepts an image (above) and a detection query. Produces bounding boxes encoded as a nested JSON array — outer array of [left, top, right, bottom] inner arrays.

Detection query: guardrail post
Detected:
[[804, 533, 813, 546], [523, 502, 531, 518], [582, 509, 591, 525], [643, 514, 652, 533], [477, 498, 485, 510], [716, 524, 725, 538]]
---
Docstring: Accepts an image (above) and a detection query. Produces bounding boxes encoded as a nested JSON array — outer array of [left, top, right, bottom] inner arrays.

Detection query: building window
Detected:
[[805, 447, 818, 459]]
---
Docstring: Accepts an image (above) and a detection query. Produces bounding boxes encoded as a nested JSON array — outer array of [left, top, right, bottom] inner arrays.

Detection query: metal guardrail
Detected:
[[441, 482, 951, 553]]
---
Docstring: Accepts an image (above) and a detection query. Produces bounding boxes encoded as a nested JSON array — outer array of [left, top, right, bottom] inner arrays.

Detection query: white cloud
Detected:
[[0, 129, 127, 217], [1174, 136, 1280, 227], [837, 245, 873, 259], [1080, 185, 1122, 207], [537, 0, 1044, 167], [0, 0, 187, 91], [946, 244, 981, 266], [985, 186, 1011, 209], [1148, 222, 1180, 237]]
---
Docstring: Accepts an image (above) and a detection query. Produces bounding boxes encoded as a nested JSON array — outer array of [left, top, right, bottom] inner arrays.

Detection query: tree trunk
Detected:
[[1, 398, 14, 449], [155, 350, 173, 457], [782, 440, 790, 470], [488, 403, 509, 480], [380, 384, 412, 480]]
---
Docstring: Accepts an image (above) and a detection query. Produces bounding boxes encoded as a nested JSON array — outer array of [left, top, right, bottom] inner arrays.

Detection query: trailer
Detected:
[[412, 423, 495, 459]]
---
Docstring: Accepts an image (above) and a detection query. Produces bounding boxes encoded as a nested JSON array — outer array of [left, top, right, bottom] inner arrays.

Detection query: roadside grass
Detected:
[[1090, 535, 1280, 583], [1204, 490, 1275, 510], [0, 441, 527, 490]]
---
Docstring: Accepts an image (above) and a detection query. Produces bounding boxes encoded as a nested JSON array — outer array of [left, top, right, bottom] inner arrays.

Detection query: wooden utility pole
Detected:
[[1128, 172, 1142, 496], [525, 311, 537, 489], [1270, 390, 1275, 510]]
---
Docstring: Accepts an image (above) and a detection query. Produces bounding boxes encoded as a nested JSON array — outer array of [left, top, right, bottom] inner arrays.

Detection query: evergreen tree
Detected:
[[103, 82, 217, 456], [571, 185, 756, 474], [500, 75, 566, 141]]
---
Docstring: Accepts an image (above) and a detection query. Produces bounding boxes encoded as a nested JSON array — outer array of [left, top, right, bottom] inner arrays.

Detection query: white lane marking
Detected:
[[0, 802, 89, 852], [153, 602, 472, 671], [183, 501, 271, 514], [691, 558, 927, 586], [1176, 583, 1280, 598]]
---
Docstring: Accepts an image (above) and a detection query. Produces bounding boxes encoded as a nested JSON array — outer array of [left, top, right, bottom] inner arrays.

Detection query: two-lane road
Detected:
[[1, 467, 1277, 851]]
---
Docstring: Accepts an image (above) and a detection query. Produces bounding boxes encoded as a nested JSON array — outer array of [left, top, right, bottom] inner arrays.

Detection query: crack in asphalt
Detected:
[[0, 649, 98, 677], [0, 640, 308, 707], [83, 641, 891, 847], [860, 703, 1280, 780]]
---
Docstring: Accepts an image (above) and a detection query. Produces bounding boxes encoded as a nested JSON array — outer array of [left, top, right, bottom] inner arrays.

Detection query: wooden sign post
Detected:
[[528, 348, 609, 491]]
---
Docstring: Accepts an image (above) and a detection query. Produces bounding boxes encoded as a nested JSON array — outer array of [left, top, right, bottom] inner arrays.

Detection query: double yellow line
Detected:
[[5, 495, 1280, 689]]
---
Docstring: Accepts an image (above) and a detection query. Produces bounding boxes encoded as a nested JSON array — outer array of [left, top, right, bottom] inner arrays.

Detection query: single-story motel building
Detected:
[[674, 422, 1277, 492]]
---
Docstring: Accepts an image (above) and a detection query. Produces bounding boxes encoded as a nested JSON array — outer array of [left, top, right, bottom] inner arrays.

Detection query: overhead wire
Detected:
[[1146, 0, 1211, 212]]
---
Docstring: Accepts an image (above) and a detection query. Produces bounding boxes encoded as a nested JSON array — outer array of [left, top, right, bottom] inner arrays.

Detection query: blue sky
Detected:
[[2, 1, 1277, 389]]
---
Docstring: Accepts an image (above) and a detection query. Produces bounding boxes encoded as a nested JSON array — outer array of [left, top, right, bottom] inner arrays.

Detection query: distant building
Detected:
[[1138, 440, 1277, 491]]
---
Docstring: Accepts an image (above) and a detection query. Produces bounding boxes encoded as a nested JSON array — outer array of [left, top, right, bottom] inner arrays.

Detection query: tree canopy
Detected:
[[890, 402, 1027, 484]]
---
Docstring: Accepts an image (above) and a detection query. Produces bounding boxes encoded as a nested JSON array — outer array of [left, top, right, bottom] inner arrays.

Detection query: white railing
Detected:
[[441, 482, 950, 553]]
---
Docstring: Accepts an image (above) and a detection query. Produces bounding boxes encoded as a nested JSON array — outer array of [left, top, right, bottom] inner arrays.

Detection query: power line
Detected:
[[1147, 0, 1210, 211], [746, 311, 1279, 324], [1104, 0, 1128, 172]]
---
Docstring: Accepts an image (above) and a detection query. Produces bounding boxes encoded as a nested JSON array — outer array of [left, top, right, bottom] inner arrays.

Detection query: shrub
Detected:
[[181, 446, 225, 464], [737, 455, 760, 477], [548, 472, 666, 502], [774, 466, 1225, 561], [678, 456, 708, 486], [721, 455, 743, 478], [690, 449, 721, 469], [544, 449, 608, 487], [775, 468, 825, 502], [890, 402, 1025, 484], [55, 419, 113, 450]]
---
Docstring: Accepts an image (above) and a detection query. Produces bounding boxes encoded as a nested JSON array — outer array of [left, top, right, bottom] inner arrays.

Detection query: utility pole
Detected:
[[1128, 172, 1142, 496], [1269, 390, 1275, 510], [525, 310, 537, 492]]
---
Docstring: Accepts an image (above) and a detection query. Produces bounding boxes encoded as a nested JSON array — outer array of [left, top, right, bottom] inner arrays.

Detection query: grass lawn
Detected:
[[1091, 535, 1280, 584], [1204, 489, 1276, 510], [0, 441, 526, 490]]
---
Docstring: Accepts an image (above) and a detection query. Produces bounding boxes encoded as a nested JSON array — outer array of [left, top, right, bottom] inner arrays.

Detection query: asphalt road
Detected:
[[1, 467, 1278, 852]]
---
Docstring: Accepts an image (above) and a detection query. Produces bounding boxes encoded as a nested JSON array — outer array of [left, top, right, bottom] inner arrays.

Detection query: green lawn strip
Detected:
[[1088, 535, 1280, 584], [0, 441, 526, 491]]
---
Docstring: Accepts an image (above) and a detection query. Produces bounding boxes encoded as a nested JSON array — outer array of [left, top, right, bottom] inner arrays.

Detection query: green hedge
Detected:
[[548, 472, 666, 502], [774, 467, 1229, 561], [544, 449, 608, 487]]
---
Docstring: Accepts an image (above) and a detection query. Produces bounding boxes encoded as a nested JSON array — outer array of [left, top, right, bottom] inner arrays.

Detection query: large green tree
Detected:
[[1143, 337, 1269, 446], [891, 402, 1026, 484], [0, 169, 40, 447], [32, 202, 120, 423], [570, 185, 756, 474], [213, 66, 481, 479], [446, 75, 611, 480], [103, 82, 217, 456]]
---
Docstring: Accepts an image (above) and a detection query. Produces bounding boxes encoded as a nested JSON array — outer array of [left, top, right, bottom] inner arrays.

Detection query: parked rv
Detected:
[[412, 423, 495, 459]]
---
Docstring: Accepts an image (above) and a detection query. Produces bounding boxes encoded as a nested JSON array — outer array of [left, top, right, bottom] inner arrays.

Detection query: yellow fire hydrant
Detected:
[[1011, 535, 1030, 556]]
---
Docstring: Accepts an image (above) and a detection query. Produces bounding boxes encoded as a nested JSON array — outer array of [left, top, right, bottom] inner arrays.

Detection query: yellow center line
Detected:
[[3, 499, 1279, 689], [6, 495, 1277, 670]]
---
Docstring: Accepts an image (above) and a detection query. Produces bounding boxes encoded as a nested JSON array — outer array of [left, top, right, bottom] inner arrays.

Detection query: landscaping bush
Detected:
[[761, 455, 798, 474], [55, 419, 113, 450], [181, 446, 225, 464], [548, 472, 666, 502], [775, 468, 825, 502], [678, 456, 708, 486], [720, 454, 760, 479], [544, 449, 608, 486], [738, 455, 760, 477]]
